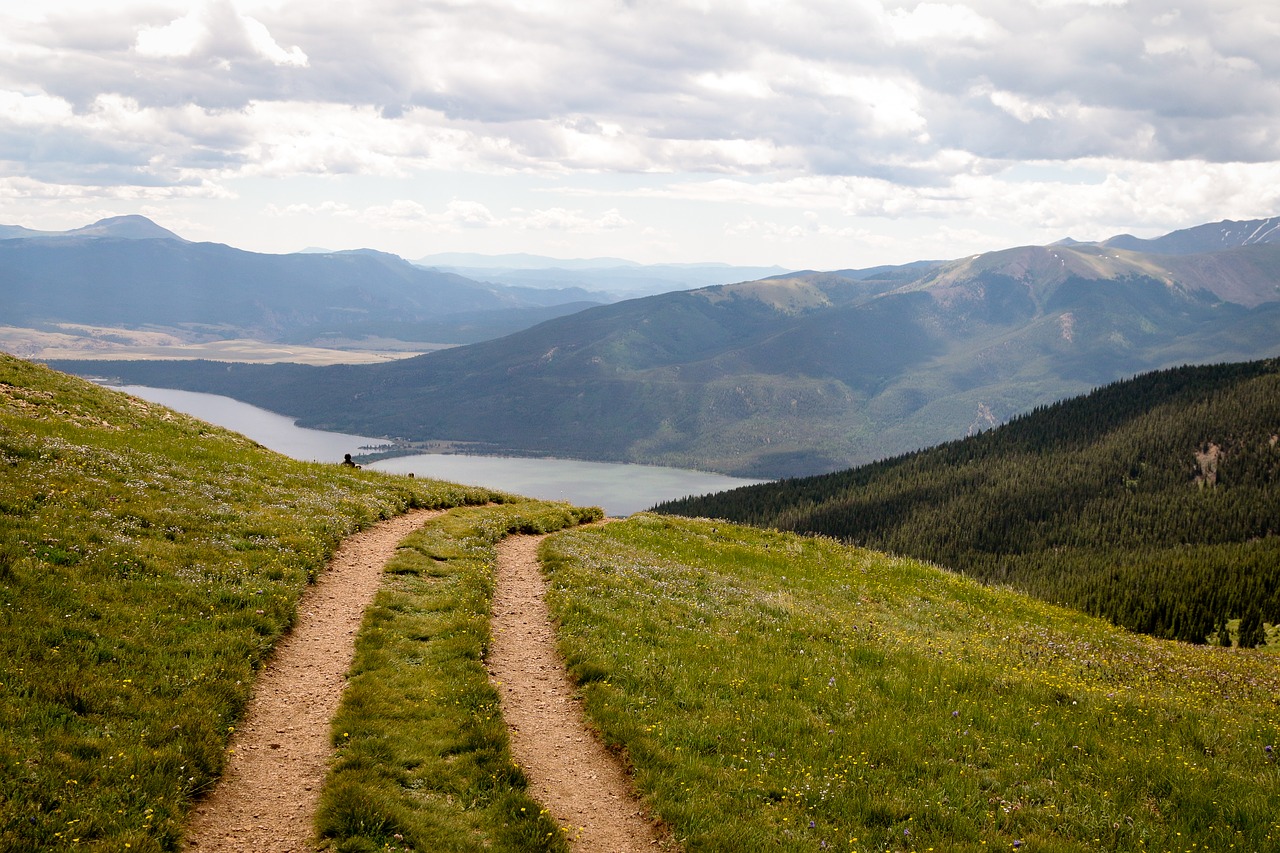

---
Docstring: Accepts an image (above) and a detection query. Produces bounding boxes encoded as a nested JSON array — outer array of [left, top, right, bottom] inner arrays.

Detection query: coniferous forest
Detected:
[[654, 359, 1280, 645]]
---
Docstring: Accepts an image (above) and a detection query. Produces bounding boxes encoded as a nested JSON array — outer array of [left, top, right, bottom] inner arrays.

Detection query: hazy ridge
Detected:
[[54, 217, 1280, 478]]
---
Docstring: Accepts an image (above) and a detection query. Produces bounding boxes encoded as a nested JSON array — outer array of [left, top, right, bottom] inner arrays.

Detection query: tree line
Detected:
[[654, 359, 1280, 645]]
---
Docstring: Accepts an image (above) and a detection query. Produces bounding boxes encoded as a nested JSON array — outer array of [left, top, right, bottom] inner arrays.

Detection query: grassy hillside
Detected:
[[540, 515, 1280, 852], [6, 351, 1280, 852], [654, 359, 1280, 644], [0, 353, 513, 851]]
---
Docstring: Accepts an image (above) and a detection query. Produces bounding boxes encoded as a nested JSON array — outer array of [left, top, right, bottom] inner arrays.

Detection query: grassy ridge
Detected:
[[317, 502, 601, 853], [542, 515, 1280, 852], [0, 354, 507, 851]]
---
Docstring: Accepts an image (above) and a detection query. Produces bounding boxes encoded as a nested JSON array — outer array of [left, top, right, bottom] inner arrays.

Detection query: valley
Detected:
[[10, 2, 1280, 849], [49, 216, 1280, 478], [3, 354, 1278, 852], [4, 215, 1280, 849]]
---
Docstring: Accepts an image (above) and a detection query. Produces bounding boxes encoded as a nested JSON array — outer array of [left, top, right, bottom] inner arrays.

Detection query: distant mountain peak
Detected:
[[0, 215, 184, 242], [1100, 216, 1280, 255], [68, 215, 185, 241]]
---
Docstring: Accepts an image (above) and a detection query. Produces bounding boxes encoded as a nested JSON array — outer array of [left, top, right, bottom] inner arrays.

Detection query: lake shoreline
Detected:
[[108, 384, 767, 516]]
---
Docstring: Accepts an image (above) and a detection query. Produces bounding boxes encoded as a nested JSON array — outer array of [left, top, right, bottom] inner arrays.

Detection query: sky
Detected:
[[3, 0, 1280, 269]]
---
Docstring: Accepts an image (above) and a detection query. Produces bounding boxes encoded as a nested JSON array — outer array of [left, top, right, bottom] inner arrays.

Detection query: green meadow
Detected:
[[4, 352, 1280, 852], [0, 354, 511, 850], [541, 516, 1280, 852]]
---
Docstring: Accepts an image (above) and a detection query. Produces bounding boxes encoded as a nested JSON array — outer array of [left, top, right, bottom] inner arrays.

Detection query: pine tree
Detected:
[[1238, 607, 1266, 649], [1215, 618, 1232, 647]]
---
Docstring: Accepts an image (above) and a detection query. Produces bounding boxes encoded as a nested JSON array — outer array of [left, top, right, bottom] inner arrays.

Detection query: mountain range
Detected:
[[0, 216, 792, 360], [0, 216, 607, 352], [51, 216, 1280, 478], [413, 252, 791, 300]]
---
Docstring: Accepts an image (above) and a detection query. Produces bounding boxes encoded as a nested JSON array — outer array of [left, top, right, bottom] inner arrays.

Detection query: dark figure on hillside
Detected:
[[341, 453, 360, 469]]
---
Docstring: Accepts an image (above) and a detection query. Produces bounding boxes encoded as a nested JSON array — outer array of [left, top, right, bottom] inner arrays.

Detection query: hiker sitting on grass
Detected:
[[341, 453, 361, 469]]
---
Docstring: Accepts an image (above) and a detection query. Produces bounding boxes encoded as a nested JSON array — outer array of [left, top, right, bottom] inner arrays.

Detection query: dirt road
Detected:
[[185, 511, 668, 852], [184, 509, 440, 852], [489, 534, 666, 852]]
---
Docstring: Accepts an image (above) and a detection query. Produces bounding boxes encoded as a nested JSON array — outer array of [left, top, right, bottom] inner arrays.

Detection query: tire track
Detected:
[[184, 509, 441, 852], [489, 534, 667, 852]]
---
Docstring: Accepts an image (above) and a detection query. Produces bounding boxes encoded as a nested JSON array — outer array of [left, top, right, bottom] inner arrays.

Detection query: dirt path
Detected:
[[489, 534, 667, 852], [184, 508, 441, 852]]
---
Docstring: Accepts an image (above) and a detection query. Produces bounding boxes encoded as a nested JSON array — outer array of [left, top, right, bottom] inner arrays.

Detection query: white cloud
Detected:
[[134, 0, 307, 67], [516, 206, 633, 233], [134, 10, 204, 59], [0, 90, 74, 125], [439, 200, 502, 229], [884, 3, 1003, 44], [695, 71, 774, 99], [982, 88, 1058, 123], [4, 0, 1280, 264]]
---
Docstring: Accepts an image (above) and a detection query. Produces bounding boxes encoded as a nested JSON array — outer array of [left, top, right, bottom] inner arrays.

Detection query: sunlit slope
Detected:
[[0, 353, 507, 850], [543, 515, 1280, 852]]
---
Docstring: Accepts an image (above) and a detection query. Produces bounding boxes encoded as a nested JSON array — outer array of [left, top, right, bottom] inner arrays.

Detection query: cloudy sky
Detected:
[[3, 0, 1280, 268]]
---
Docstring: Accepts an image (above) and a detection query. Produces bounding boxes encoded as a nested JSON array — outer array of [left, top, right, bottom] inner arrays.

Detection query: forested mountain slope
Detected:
[[654, 358, 1280, 643], [47, 217, 1280, 478]]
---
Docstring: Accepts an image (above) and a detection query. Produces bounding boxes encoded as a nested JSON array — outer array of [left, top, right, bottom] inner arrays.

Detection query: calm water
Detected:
[[111, 385, 765, 516]]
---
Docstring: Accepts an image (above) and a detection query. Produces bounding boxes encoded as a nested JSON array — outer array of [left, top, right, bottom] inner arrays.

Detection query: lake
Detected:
[[110, 385, 766, 516]]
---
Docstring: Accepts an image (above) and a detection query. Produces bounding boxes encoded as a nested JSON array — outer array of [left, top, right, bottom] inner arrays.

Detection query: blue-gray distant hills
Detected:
[[47, 217, 1280, 478], [414, 251, 792, 299], [0, 216, 610, 346]]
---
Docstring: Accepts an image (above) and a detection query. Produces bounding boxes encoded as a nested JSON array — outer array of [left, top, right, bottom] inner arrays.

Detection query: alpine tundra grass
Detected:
[[316, 502, 602, 853], [0, 354, 508, 851], [541, 515, 1280, 853], [8, 349, 1280, 852]]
